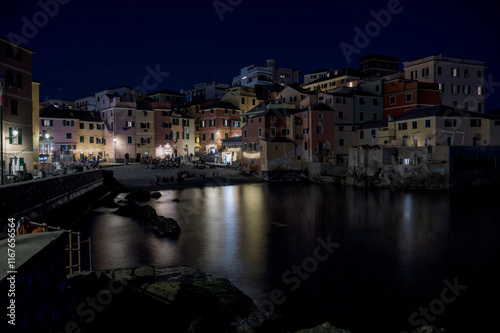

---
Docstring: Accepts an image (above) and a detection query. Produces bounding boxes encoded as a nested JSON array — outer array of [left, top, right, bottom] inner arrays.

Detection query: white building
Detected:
[[403, 55, 487, 112], [232, 59, 301, 88], [181, 81, 229, 103], [75, 96, 96, 111], [40, 98, 75, 109]]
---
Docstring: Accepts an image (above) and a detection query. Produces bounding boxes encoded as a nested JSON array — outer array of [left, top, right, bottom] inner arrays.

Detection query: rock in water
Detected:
[[151, 191, 162, 199], [114, 203, 180, 236]]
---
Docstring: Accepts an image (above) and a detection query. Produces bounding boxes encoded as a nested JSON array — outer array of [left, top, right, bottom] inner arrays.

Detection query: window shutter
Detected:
[[9, 128, 13, 144], [18, 129, 22, 144], [50, 120, 53, 126]]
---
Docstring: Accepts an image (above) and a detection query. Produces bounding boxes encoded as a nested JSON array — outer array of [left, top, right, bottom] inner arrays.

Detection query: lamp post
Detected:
[[113, 138, 117, 162]]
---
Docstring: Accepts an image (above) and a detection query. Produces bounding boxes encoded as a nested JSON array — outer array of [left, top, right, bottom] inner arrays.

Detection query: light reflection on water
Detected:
[[81, 184, 500, 333]]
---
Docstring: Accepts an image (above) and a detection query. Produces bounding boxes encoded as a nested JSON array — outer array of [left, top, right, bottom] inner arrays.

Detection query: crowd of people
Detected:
[[143, 156, 185, 170]]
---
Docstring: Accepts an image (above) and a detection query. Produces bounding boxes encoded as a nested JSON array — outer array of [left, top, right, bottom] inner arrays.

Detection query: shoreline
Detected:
[[104, 163, 267, 192]]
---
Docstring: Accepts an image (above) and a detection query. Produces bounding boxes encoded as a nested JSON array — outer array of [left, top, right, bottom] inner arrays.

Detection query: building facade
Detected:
[[403, 55, 487, 112]]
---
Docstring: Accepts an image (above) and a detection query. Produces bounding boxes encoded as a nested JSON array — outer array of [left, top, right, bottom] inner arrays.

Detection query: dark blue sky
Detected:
[[1, 0, 499, 109]]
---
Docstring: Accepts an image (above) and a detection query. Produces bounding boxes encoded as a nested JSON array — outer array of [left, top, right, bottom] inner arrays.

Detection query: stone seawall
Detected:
[[0, 170, 109, 222]]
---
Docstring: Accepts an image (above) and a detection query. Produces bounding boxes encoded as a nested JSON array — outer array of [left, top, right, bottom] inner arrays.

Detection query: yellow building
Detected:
[[76, 111, 106, 161], [221, 86, 260, 113], [385, 105, 500, 147]]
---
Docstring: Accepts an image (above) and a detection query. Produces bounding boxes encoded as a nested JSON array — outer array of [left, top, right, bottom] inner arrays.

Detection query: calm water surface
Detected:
[[80, 183, 500, 332]]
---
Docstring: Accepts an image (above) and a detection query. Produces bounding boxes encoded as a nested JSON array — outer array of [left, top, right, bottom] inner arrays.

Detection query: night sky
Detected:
[[1, 0, 499, 110]]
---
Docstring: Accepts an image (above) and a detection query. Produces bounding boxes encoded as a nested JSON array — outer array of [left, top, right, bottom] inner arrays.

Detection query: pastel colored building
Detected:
[[386, 105, 500, 147], [97, 89, 139, 162], [135, 104, 155, 160], [76, 111, 106, 160], [199, 101, 242, 154], [232, 59, 300, 88], [39, 106, 79, 162], [302, 68, 360, 92], [403, 55, 487, 112], [383, 79, 441, 119], [0, 37, 35, 175]]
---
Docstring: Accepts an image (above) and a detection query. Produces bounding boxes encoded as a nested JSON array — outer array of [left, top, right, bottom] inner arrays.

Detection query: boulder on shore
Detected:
[[125, 190, 152, 201], [114, 202, 180, 236]]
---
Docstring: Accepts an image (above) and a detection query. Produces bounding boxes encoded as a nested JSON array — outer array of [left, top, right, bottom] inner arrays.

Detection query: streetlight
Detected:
[[113, 138, 117, 162]]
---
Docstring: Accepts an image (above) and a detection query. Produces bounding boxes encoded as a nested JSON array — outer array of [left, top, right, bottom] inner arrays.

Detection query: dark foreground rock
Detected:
[[114, 202, 181, 236], [294, 322, 352, 333], [125, 189, 153, 201], [66, 266, 284, 333]]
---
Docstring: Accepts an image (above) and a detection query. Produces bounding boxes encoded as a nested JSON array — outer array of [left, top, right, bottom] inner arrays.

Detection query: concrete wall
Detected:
[[0, 170, 106, 221]]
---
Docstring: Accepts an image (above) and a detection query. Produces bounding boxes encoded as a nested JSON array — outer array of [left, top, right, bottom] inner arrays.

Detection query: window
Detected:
[[233, 121, 240, 127], [453, 101, 458, 108], [359, 98, 365, 105], [464, 69, 469, 78], [412, 121, 418, 129], [223, 119, 230, 127], [339, 126, 344, 132], [8, 128, 22, 144], [373, 113, 378, 121], [270, 127, 276, 137], [439, 83, 444, 91], [410, 70, 417, 80], [477, 86, 483, 95], [202, 133, 206, 141], [371, 129, 376, 136], [209, 119, 215, 127], [373, 99, 379, 106], [398, 122, 408, 130], [478, 70, 482, 79], [318, 113, 323, 119], [128, 110, 133, 116], [359, 112, 364, 122], [422, 67, 429, 77], [406, 93, 412, 102], [303, 128, 309, 134], [470, 119, 481, 127], [142, 111, 147, 117], [359, 130, 364, 139], [210, 133, 214, 141], [452, 68, 459, 77], [338, 139, 344, 147], [452, 84, 459, 94], [66, 133, 72, 139], [127, 136, 133, 144], [258, 128, 262, 137], [80, 136, 84, 143], [304, 113, 307, 119], [437, 66, 442, 75], [390, 96, 396, 105], [201, 120, 206, 128], [281, 128, 287, 136], [444, 119, 457, 127], [241, 97, 245, 104], [478, 103, 482, 113], [463, 85, 471, 95], [79, 123, 85, 129], [425, 119, 431, 128], [224, 133, 228, 139], [304, 142, 308, 150], [126, 121, 134, 127], [464, 102, 469, 111], [338, 111, 344, 119], [172, 118, 179, 125], [317, 125, 323, 135], [252, 99, 256, 105], [89, 124, 94, 130], [42, 119, 53, 127], [89, 137, 94, 143]]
